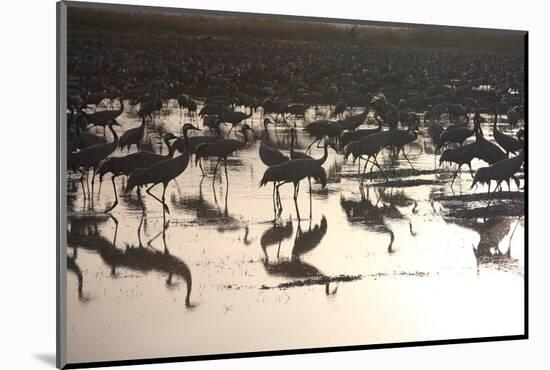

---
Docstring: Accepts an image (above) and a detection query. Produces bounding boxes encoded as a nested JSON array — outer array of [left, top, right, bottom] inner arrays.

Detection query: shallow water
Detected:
[[66, 102, 525, 363]]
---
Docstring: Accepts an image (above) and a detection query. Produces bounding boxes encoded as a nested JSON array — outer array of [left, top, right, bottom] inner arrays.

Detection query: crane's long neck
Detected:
[[109, 124, 119, 142], [74, 113, 81, 137], [262, 127, 268, 144], [316, 141, 330, 166], [174, 128, 192, 168], [290, 133, 295, 154], [107, 124, 119, 153], [118, 98, 124, 114], [164, 138, 176, 158]]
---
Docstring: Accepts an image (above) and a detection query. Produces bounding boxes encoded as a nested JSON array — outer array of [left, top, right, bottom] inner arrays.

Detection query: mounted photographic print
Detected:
[[57, 1, 527, 368]]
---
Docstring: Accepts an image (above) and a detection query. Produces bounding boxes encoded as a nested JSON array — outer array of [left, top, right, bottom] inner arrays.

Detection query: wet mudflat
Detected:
[[66, 105, 524, 364]]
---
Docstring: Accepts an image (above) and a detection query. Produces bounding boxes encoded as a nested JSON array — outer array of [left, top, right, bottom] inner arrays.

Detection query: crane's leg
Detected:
[[90, 167, 97, 200], [97, 176, 103, 196], [360, 158, 370, 186], [84, 169, 91, 200], [212, 158, 221, 183], [372, 157, 389, 182], [224, 158, 229, 184], [79, 171, 87, 201], [105, 175, 119, 213], [467, 163, 474, 179], [137, 187, 145, 215], [199, 159, 205, 177], [450, 164, 462, 188], [146, 183, 169, 214], [308, 177, 312, 219], [401, 147, 416, 172], [272, 183, 276, 217], [293, 181, 301, 221], [276, 182, 285, 219], [484, 180, 501, 219], [161, 183, 170, 220], [226, 125, 234, 137]]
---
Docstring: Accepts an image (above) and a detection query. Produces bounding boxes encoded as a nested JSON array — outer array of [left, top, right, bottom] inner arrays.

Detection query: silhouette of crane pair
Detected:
[[67, 214, 194, 308], [260, 216, 337, 295]]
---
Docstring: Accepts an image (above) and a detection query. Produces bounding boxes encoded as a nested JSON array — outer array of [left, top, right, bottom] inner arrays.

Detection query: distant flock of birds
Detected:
[[67, 39, 525, 221]]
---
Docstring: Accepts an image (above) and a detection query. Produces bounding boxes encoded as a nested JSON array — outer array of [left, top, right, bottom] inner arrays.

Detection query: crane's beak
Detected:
[[112, 120, 121, 127]]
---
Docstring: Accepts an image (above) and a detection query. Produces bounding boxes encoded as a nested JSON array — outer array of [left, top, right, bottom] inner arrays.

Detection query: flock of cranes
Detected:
[[67, 97, 524, 223], [67, 38, 525, 224]]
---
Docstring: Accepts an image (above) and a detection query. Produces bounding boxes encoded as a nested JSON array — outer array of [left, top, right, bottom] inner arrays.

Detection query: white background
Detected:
[[0, 0, 546, 368]]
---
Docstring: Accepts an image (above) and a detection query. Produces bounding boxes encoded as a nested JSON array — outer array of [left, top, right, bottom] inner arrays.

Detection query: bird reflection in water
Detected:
[[340, 188, 397, 253], [67, 214, 194, 308], [445, 216, 521, 271], [171, 177, 239, 230], [260, 216, 336, 295], [67, 247, 89, 302]]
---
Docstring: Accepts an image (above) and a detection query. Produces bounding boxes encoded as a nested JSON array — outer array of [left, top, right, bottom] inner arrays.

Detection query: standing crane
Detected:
[[125, 124, 200, 216], [194, 124, 254, 184], [474, 130, 507, 165], [386, 120, 419, 172], [471, 150, 524, 211], [346, 131, 393, 185], [97, 133, 178, 213], [439, 143, 477, 187], [260, 119, 290, 216], [436, 126, 474, 151], [220, 108, 253, 136], [84, 97, 124, 136], [72, 120, 121, 200], [259, 140, 335, 220], [493, 120, 523, 157], [118, 116, 147, 153]]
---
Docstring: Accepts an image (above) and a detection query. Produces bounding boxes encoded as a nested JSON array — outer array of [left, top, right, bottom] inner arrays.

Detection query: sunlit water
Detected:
[[66, 102, 525, 364]]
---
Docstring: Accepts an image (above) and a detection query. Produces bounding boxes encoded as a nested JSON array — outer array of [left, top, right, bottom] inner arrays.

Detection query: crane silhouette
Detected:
[[259, 140, 335, 220], [493, 120, 523, 157], [220, 108, 253, 136], [386, 121, 419, 172], [345, 131, 393, 185], [340, 119, 382, 147], [171, 129, 223, 156], [194, 124, 254, 184], [97, 133, 178, 212], [73, 120, 121, 200], [471, 150, 524, 211], [260, 119, 290, 166], [426, 120, 444, 165], [439, 142, 477, 187], [436, 126, 474, 151], [289, 129, 327, 189], [126, 124, 200, 216], [84, 97, 124, 136], [474, 130, 507, 165], [260, 119, 290, 217], [118, 116, 146, 152]]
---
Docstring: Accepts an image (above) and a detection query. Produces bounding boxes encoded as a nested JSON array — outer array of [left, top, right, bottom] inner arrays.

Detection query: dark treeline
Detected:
[[68, 7, 524, 54]]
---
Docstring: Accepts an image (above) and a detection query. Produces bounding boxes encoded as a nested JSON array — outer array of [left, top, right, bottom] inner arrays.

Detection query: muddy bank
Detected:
[[445, 202, 525, 218], [434, 191, 524, 202]]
